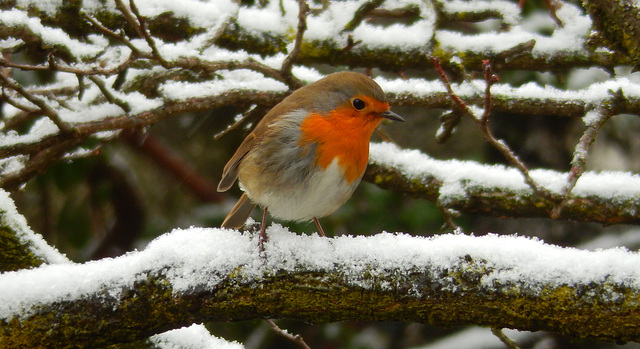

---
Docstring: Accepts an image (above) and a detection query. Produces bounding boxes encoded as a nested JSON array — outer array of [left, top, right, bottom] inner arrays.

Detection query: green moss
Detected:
[[216, 24, 287, 57], [0, 225, 44, 272]]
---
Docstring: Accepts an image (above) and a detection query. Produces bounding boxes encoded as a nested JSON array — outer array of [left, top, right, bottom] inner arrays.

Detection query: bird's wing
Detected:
[[221, 193, 256, 228], [217, 132, 257, 192]]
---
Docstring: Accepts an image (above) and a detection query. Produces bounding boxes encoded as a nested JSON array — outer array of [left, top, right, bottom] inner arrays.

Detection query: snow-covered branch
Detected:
[[365, 143, 640, 225], [2, 226, 640, 348]]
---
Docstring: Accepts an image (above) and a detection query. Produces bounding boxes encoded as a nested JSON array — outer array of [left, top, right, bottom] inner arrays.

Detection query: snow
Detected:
[[0, 9, 104, 58], [159, 70, 289, 100], [369, 142, 640, 202], [135, 0, 238, 29], [1, 222, 640, 321], [376, 76, 640, 109], [150, 324, 244, 349], [442, 0, 521, 25], [413, 327, 541, 349], [0, 189, 68, 265], [436, 2, 590, 54], [8, 0, 589, 56]]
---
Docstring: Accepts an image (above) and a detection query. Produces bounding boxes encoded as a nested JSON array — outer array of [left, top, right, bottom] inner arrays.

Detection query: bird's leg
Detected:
[[259, 207, 269, 252], [313, 217, 326, 237]]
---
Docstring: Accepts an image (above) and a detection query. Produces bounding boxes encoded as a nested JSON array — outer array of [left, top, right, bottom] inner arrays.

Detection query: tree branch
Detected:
[[364, 144, 640, 225], [2, 228, 639, 348]]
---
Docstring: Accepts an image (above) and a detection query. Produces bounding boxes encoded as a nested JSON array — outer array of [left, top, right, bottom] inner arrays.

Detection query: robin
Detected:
[[217, 71, 403, 247]]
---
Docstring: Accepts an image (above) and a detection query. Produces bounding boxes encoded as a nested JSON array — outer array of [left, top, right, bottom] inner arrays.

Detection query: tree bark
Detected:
[[2, 229, 640, 348]]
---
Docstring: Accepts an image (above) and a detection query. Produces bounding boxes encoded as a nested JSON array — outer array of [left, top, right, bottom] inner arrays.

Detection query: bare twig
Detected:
[[431, 57, 471, 114], [491, 328, 521, 349], [280, 0, 308, 89], [0, 74, 73, 134], [82, 12, 142, 56], [213, 104, 267, 141], [432, 58, 556, 205], [342, 0, 384, 32], [437, 205, 460, 231], [266, 320, 312, 349], [543, 0, 564, 27], [126, 0, 170, 68], [477, 61, 554, 201], [87, 76, 131, 113]]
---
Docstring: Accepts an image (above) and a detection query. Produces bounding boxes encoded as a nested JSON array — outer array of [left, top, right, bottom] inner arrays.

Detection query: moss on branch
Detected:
[[364, 162, 640, 225], [2, 248, 640, 348]]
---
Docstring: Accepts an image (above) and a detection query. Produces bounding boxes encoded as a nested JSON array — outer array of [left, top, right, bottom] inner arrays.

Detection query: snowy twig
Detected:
[[82, 12, 142, 57], [551, 100, 618, 218], [0, 139, 85, 191], [266, 320, 312, 349], [0, 91, 285, 190]]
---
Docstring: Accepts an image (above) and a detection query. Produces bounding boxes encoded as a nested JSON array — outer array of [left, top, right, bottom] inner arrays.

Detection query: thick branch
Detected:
[[0, 189, 68, 271], [1, 1, 627, 73], [364, 143, 640, 225], [1, 228, 639, 348], [0, 91, 285, 190], [583, 0, 640, 66]]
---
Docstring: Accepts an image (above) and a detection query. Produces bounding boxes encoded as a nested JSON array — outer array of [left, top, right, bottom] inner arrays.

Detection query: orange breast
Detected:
[[299, 108, 383, 183]]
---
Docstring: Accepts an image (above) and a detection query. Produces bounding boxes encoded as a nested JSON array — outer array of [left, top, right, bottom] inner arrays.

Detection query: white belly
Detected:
[[241, 158, 360, 222]]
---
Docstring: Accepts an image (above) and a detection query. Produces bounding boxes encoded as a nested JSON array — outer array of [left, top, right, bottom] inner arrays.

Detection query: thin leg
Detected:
[[313, 217, 326, 237], [259, 207, 268, 252]]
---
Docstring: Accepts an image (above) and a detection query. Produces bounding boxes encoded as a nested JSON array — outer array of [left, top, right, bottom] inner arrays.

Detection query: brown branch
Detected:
[[125, 0, 170, 68], [0, 91, 286, 190], [476, 61, 555, 202], [342, 0, 384, 32], [122, 131, 223, 203], [266, 320, 312, 349], [3, 233, 640, 347], [363, 161, 640, 225], [551, 101, 617, 218], [280, 0, 308, 89], [0, 74, 73, 134]]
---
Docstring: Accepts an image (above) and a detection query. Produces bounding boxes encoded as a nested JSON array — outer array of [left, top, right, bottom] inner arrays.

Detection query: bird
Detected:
[[217, 71, 403, 248]]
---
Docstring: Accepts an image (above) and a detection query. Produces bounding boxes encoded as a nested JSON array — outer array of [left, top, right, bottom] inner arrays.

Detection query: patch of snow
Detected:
[[150, 324, 245, 349]]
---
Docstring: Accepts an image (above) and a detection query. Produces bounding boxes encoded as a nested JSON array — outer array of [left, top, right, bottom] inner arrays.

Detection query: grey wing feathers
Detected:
[[217, 133, 256, 192], [221, 193, 256, 228]]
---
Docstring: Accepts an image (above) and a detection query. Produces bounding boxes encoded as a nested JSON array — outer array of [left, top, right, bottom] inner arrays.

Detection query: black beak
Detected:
[[380, 110, 405, 122]]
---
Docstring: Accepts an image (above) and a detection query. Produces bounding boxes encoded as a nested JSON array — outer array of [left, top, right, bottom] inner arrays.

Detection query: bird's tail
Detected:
[[221, 193, 256, 229]]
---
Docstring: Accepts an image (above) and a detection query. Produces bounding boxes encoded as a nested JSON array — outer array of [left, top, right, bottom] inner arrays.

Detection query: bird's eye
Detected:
[[352, 98, 366, 110]]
